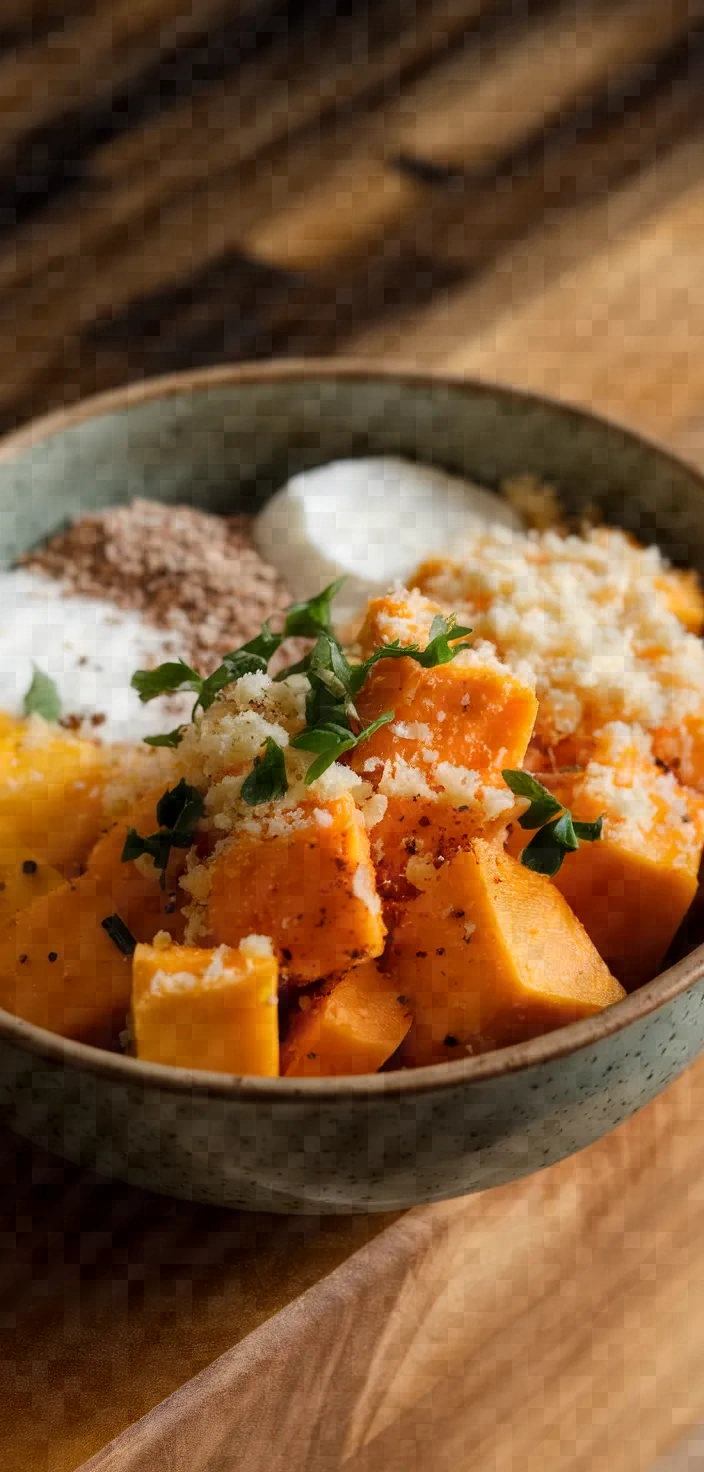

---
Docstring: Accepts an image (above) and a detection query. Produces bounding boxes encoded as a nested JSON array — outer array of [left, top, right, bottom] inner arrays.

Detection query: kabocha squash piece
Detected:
[[508, 725, 704, 990], [87, 785, 190, 938], [0, 855, 65, 928], [349, 591, 537, 899], [0, 789, 192, 1044], [281, 960, 412, 1077], [0, 718, 115, 871], [389, 839, 624, 1065], [132, 937, 279, 1076], [0, 873, 136, 1044], [354, 649, 538, 779], [207, 793, 385, 983]]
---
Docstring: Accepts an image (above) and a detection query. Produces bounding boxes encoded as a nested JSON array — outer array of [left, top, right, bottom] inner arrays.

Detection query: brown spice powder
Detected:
[[21, 498, 292, 671]]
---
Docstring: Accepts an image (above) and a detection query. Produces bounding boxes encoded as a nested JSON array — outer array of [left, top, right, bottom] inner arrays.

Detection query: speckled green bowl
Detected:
[[0, 361, 703, 1214]]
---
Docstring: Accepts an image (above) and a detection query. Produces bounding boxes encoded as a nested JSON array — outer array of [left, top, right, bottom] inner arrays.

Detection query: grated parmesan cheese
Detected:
[[414, 526, 704, 745], [351, 863, 382, 916], [391, 721, 434, 742], [378, 757, 436, 801], [239, 934, 274, 960], [359, 792, 388, 831]]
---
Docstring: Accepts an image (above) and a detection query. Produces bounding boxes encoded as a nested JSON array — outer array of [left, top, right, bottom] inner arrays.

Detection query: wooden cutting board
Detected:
[[3, 3, 704, 1468]]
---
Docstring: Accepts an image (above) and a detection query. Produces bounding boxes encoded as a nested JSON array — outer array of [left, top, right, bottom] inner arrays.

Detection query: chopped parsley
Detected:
[[282, 610, 472, 784], [130, 578, 474, 799], [292, 710, 395, 784], [101, 913, 138, 957], [282, 576, 345, 639], [23, 665, 61, 723], [143, 727, 188, 748], [131, 660, 202, 704], [240, 737, 289, 806], [121, 779, 205, 887], [502, 769, 603, 876]]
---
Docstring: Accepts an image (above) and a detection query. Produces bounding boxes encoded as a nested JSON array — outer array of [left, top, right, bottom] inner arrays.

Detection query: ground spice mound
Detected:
[[21, 498, 292, 670]]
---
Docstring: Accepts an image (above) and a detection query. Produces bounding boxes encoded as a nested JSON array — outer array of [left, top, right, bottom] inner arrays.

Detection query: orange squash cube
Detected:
[[509, 727, 704, 990], [0, 855, 64, 928], [87, 785, 190, 938], [0, 873, 137, 1045], [348, 592, 537, 899], [207, 793, 385, 983], [0, 788, 191, 1045], [132, 937, 279, 1076], [388, 839, 624, 1065], [0, 719, 113, 871], [281, 960, 412, 1077]]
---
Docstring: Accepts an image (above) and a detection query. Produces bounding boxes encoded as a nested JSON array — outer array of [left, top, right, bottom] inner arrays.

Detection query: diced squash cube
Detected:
[[281, 960, 412, 1076], [132, 937, 279, 1076], [0, 719, 113, 871], [388, 839, 625, 1065], [349, 591, 537, 899], [0, 789, 190, 1044], [0, 873, 135, 1045], [207, 793, 385, 983], [355, 588, 447, 657], [354, 647, 538, 780], [0, 854, 64, 928], [509, 726, 704, 990], [87, 785, 190, 936]]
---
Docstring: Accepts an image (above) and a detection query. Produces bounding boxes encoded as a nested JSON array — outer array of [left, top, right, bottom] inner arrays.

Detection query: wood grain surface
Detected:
[[2, 3, 704, 1469], [77, 1059, 704, 1472]]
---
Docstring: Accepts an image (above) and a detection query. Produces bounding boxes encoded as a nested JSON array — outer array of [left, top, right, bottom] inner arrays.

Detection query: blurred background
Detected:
[[0, 0, 702, 454]]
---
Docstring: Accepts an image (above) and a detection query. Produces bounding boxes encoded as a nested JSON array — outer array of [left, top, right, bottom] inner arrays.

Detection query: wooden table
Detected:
[[3, 3, 704, 1467]]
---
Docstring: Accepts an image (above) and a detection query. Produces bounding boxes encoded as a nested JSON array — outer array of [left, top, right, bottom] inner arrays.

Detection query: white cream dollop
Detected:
[[253, 456, 523, 627]]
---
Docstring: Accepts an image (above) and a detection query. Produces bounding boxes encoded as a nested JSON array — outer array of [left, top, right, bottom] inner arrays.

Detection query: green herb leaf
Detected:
[[143, 727, 186, 748], [101, 914, 137, 957], [502, 769, 553, 800], [409, 614, 473, 668], [550, 809, 579, 852], [240, 738, 289, 806], [573, 816, 604, 842], [239, 620, 283, 663], [284, 577, 346, 639], [503, 771, 603, 874], [293, 710, 394, 784], [292, 720, 357, 778], [131, 660, 203, 704], [502, 769, 563, 830], [346, 639, 410, 696], [23, 665, 61, 723], [121, 779, 204, 887], [517, 803, 602, 876], [520, 821, 568, 877], [156, 779, 205, 834], [345, 617, 473, 691], [197, 652, 268, 713], [122, 826, 175, 879]]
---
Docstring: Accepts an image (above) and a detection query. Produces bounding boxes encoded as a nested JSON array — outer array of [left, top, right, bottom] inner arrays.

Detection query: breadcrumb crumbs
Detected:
[[21, 498, 292, 673]]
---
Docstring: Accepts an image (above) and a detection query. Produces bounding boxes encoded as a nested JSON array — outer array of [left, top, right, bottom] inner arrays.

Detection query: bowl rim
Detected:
[[1, 355, 704, 1102]]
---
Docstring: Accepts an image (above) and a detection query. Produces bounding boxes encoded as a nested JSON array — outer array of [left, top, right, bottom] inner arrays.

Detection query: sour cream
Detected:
[[254, 456, 522, 625], [0, 568, 192, 743]]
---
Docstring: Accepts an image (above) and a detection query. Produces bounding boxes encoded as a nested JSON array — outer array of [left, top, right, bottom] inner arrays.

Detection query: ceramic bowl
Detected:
[[1, 361, 703, 1215]]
